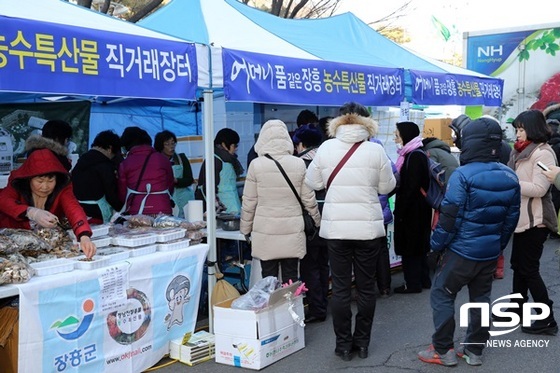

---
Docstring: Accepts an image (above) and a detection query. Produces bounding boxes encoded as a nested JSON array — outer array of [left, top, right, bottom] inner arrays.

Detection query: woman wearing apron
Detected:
[[118, 127, 175, 216], [195, 128, 244, 214], [72, 130, 123, 224], [154, 130, 195, 218]]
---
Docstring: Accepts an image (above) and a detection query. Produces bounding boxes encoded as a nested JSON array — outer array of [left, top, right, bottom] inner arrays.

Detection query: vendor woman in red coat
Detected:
[[0, 148, 96, 258]]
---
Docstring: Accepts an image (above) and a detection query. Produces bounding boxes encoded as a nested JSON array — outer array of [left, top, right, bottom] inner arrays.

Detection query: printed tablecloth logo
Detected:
[[164, 275, 191, 330], [50, 299, 95, 340], [106, 288, 152, 345]]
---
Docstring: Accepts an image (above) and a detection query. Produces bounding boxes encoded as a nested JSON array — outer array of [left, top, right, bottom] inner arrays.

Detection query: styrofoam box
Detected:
[[72, 255, 111, 270], [92, 236, 112, 248], [157, 239, 190, 252], [96, 247, 130, 263], [125, 244, 157, 257], [154, 228, 186, 243], [30, 258, 74, 276], [111, 233, 157, 247]]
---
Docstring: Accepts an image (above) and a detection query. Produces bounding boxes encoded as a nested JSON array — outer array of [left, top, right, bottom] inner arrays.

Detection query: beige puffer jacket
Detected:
[[240, 120, 320, 261], [509, 142, 558, 233]]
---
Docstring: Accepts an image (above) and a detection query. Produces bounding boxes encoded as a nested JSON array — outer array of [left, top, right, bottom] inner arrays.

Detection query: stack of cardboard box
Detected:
[[422, 118, 454, 147]]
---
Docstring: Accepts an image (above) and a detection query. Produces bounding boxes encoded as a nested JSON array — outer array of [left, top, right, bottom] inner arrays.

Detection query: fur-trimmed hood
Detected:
[[327, 113, 378, 143], [25, 134, 69, 157], [543, 103, 560, 120]]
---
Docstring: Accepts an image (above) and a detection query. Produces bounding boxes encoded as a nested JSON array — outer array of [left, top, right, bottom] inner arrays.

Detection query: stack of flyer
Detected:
[[170, 330, 215, 366]]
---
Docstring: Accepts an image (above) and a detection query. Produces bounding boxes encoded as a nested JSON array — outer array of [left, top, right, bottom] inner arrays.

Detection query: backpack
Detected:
[[406, 149, 446, 210]]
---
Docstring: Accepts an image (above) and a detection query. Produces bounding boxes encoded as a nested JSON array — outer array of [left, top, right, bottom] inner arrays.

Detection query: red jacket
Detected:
[[0, 149, 92, 238], [118, 145, 175, 215]]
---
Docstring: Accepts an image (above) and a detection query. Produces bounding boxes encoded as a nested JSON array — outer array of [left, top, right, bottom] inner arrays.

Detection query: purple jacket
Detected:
[[370, 138, 396, 225], [118, 145, 175, 215]]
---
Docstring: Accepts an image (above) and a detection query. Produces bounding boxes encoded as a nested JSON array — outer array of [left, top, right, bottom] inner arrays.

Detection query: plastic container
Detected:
[[92, 236, 112, 248], [157, 239, 191, 252], [154, 228, 186, 243], [126, 244, 157, 257], [96, 247, 130, 263], [72, 255, 111, 270], [90, 224, 111, 238], [111, 233, 157, 247], [30, 258, 74, 276]]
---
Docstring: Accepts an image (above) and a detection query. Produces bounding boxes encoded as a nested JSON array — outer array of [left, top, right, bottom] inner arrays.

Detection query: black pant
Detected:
[[260, 258, 299, 284], [300, 236, 330, 318], [375, 225, 391, 292], [401, 254, 431, 290], [511, 227, 553, 306], [328, 238, 382, 351]]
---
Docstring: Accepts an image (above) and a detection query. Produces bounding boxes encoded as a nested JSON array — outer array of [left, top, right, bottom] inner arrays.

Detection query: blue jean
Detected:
[[430, 250, 496, 355]]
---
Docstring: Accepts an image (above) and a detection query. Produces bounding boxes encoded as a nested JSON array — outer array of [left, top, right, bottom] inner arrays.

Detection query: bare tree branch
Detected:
[[127, 0, 164, 23]]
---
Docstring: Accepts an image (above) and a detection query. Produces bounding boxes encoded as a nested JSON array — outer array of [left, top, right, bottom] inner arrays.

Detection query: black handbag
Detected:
[[265, 154, 318, 240]]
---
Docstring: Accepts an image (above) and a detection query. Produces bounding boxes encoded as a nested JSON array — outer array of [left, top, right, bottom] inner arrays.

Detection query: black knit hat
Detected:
[[292, 124, 323, 147], [396, 121, 420, 145]]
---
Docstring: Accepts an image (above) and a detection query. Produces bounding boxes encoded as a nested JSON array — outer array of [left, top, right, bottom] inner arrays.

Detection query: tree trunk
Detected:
[[100, 0, 111, 14], [77, 0, 93, 8], [128, 0, 165, 23]]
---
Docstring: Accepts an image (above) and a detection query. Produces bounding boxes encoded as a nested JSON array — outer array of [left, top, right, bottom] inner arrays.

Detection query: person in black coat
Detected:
[[71, 130, 123, 224], [393, 121, 432, 293]]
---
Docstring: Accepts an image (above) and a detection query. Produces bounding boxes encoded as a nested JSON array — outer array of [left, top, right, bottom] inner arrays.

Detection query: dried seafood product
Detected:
[[0, 228, 52, 256], [0, 253, 35, 284], [127, 214, 155, 228], [34, 227, 74, 252], [0, 234, 19, 255], [153, 214, 182, 228]]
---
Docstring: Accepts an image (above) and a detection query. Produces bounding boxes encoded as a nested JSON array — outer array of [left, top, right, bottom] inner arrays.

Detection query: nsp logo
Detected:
[[459, 293, 550, 336]]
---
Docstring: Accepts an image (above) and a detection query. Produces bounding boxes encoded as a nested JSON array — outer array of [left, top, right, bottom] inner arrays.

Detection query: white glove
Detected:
[[27, 207, 58, 228]]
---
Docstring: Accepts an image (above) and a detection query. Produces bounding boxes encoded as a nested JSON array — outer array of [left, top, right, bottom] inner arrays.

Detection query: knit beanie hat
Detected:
[[292, 124, 323, 147], [396, 121, 420, 145]]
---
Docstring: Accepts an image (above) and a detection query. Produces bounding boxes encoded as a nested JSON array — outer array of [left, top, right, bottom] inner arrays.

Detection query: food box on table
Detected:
[[30, 258, 74, 276], [96, 247, 130, 263], [111, 233, 157, 247], [71, 255, 111, 270], [156, 238, 190, 252]]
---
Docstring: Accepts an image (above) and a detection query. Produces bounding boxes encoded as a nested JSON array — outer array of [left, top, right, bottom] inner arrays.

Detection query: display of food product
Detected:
[[153, 228, 186, 243], [111, 233, 157, 247], [0, 228, 52, 256], [92, 236, 112, 248], [125, 244, 157, 257], [156, 238, 191, 252], [72, 255, 111, 270], [30, 258, 74, 276], [0, 253, 35, 284], [96, 247, 130, 263]]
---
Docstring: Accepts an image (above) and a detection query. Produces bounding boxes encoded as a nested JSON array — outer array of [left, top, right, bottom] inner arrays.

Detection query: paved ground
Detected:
[[148, 237, 560, 372]]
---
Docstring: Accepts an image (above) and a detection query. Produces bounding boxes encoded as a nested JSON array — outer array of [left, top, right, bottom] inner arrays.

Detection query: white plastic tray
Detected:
[[90, 224, 111, 238], [30, 258, 74, 276], [92, 236, 112, 248], [96, 247, 130, 263], [111, 233, 157, 247], [157, 239, 191, 252], [72, 255, 111, 270], [154, 228, 186, 243], [125, 244, 157, 257]]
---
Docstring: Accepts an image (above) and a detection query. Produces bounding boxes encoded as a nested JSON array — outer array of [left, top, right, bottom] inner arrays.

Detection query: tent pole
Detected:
[[203, 89, 217, 333]]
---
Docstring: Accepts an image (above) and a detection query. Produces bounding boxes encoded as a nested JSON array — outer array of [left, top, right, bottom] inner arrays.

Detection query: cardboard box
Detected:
[[423, 118, 453, 141], [213, 283, 305, 370], [0, 307, 18, 373]]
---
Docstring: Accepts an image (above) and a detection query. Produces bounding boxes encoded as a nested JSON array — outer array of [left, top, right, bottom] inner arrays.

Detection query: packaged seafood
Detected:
[[72, 255, 111, 270], [96, 247, 130, 263], [92, 236, 112, 248], [125, 244, 157, 257], [156, 239, 191, 252], [154, 228, 186, 243], [0, 228, 52, 256], [111, 233, 157, 247], [30, 258, 74, 276]]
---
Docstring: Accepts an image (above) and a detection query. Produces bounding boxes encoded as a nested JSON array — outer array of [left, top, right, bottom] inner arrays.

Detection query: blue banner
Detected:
[[465, 30, 535, 76], [223, 48, 404, 106], [0, 16, 198, 100], [409, 70, 503, 106]]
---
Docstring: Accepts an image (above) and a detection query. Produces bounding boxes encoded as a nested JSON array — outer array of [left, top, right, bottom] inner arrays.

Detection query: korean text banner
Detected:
[[0, 16, 197, 100], [409, 70, 503, 106], [223, 48, 404, 106]]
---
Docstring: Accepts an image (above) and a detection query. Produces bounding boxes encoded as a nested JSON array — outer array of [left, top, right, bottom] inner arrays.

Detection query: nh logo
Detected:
[[460, 294, 550, 336], [477, 45, 503, 58]]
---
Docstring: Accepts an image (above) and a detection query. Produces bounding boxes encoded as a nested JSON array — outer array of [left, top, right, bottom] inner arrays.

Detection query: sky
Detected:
[[335, 0, 559, 59]]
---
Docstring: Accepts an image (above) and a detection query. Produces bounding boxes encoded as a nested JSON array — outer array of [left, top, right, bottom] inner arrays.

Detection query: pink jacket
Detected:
[[118, 145, 175, 215]]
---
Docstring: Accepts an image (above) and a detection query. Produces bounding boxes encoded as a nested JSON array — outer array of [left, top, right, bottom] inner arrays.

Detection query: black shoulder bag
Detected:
[[265, 154, 318, 240]]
